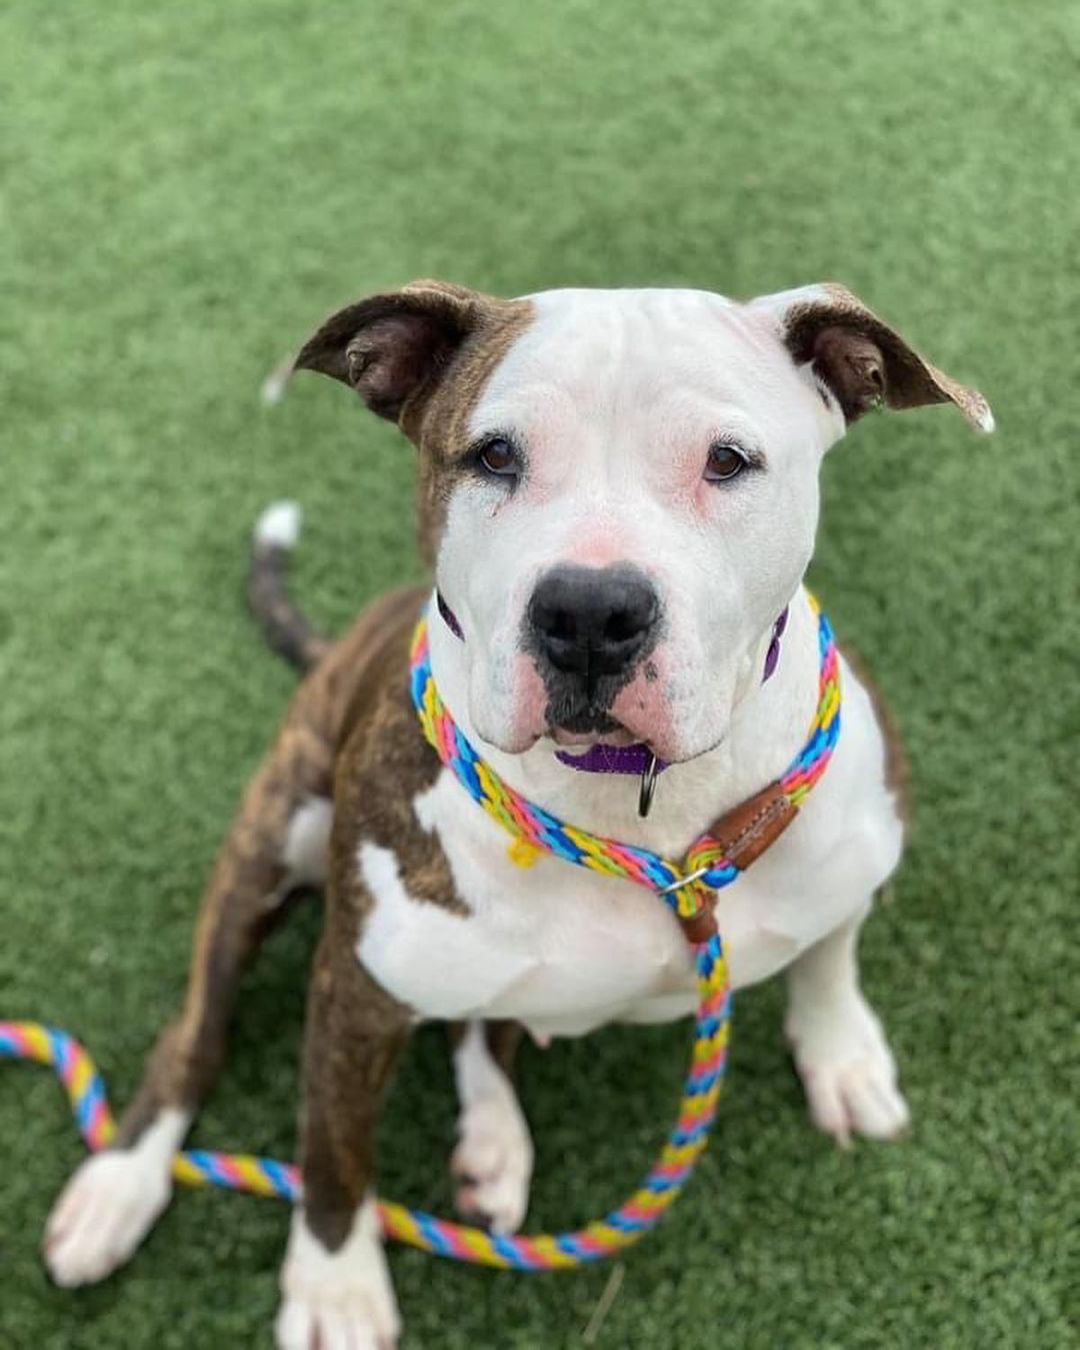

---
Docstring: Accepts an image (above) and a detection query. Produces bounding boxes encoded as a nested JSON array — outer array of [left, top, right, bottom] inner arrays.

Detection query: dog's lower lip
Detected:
[[547, 726, 638, 749], [544, 726, 728, 763]]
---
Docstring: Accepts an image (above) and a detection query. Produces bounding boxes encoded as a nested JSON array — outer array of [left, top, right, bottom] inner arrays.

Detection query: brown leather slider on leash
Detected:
[[711, 780, 798, 870], [674, 781, 799, 946], [679, 901, 719, 946]]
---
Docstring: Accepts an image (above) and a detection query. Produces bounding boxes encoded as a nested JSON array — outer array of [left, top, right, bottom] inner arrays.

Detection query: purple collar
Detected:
[[435, 590, 789, 778], [554, 740, 663, 775]]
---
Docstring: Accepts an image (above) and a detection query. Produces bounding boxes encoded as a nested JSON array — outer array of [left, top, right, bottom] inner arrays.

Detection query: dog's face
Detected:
[[298, 282, 991, 763], [435, 289, 834, 764]]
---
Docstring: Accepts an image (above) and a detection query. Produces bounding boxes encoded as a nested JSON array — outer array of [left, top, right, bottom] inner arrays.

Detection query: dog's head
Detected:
[[297, 281, 991, 764]]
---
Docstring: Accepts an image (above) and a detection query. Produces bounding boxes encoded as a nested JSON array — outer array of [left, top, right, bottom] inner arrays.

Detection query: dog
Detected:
[[41, 280, 992, 1347]]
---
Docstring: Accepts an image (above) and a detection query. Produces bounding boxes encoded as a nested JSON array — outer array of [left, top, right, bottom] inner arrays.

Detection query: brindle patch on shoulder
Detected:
[[111, 584, 433, 1145], [297, 590, 468, 1254], [330, 601, 469, 922]]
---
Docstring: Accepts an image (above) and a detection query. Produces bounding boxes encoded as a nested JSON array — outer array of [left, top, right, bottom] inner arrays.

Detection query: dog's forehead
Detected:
[[469, 287, 797, 434]]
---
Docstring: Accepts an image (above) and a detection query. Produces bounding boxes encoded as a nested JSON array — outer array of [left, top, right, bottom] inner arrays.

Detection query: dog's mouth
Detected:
[[547, 714, 666, 780], [540, 687, 666, 760], [545, 700, 630, 741], [547, 716, 638, 749], [515, 652, 677, 764]]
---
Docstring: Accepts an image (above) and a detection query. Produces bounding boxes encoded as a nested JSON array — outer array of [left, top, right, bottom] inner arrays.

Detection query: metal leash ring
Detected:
[[638, 753, 660, 817], [656, 865, 714, 897]]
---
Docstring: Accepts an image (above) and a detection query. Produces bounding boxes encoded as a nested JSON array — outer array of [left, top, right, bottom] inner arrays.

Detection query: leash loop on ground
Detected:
[[1, 934, 726, 1269]]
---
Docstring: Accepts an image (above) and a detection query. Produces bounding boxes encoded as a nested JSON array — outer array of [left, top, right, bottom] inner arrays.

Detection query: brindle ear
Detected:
[[294, 280, 486, 425], [753, 283, 994, 433]]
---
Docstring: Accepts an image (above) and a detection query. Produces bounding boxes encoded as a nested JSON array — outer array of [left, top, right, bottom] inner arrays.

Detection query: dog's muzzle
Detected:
[[526, 563, 660, 718]]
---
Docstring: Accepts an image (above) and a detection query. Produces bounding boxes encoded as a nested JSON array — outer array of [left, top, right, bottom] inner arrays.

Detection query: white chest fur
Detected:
[[357, 777, 699, 1039], [355, 619, 904, 1042]]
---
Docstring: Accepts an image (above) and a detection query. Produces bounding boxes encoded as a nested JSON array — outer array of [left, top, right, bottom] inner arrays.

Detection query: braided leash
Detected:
[[0, 598, 839, 1270], [1, 940, 724, 1269]]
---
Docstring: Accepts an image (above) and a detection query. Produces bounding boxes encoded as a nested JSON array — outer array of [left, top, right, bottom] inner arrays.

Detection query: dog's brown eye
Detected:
[[704, 442, 748, 482], [476, 437, 519, 477]]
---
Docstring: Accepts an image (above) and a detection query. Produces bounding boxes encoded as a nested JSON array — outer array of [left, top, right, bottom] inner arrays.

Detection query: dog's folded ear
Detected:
[[294, 280, 491, 427], [750, 284, 994, 433]]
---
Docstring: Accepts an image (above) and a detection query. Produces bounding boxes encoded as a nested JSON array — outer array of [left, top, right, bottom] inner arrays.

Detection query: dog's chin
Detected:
[[547, 723, 638, 749]]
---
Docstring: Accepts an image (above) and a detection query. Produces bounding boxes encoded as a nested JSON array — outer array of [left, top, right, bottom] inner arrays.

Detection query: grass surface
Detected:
[[1, 1, 1077, 1346]]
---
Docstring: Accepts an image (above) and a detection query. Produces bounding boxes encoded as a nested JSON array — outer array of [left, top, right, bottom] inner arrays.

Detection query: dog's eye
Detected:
[[704, 441, 749, 483], [475, 437, 519, 478]]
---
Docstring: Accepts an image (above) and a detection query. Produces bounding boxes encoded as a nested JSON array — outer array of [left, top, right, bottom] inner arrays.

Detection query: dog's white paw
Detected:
[[276, 1200, 400, 1350], [451, 1093, 534, 1234], [43, 1110, 188, 1287], [786, 993, 911, 1147]]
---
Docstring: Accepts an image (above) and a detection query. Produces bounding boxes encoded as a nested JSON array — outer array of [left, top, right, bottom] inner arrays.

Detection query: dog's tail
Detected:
[[248, 502, 333, 673]]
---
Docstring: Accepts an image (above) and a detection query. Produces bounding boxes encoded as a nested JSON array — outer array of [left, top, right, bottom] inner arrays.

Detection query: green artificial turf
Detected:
[[1, 1, 1077, 1345]]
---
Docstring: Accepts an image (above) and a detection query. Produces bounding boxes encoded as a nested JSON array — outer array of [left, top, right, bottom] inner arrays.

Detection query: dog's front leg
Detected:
[[277, 933, 410, 1350], [783, 905, 911, 1146], [449, 1020, 533, 1233]]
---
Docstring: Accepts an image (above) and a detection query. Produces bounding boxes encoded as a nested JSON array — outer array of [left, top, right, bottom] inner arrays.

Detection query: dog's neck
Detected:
[[424, 586, 819, 858]]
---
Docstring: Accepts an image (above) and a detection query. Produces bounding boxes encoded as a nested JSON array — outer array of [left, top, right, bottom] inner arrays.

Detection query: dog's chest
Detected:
[[354, 772, 700, 1039]]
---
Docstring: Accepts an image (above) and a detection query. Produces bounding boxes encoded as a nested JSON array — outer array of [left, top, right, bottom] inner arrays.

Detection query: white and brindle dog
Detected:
[[42, 281, 992, 1347]]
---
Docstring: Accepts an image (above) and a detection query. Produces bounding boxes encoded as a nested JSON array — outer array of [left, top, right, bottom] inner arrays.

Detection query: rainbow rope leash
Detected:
[[0, 598, 840, 1271]]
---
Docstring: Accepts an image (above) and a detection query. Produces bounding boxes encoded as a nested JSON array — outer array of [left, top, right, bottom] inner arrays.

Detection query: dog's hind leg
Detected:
[[41, 584, 425, 1288], [448, 1020, 534, 1234], [43, 708, 336, 1287]]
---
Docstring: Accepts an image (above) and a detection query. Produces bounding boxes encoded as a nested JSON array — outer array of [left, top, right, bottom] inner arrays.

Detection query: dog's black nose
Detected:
[[527, 564, 659, 681]]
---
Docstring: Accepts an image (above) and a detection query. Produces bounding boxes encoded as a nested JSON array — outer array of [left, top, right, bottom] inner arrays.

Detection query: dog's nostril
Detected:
[[545, 609, 576, 642], [604, 609, 643, 645]]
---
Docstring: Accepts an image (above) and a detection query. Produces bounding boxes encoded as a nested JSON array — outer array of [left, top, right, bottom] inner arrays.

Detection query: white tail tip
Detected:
[[259, 354, 295, 406], [255, 500, 302, 550]]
